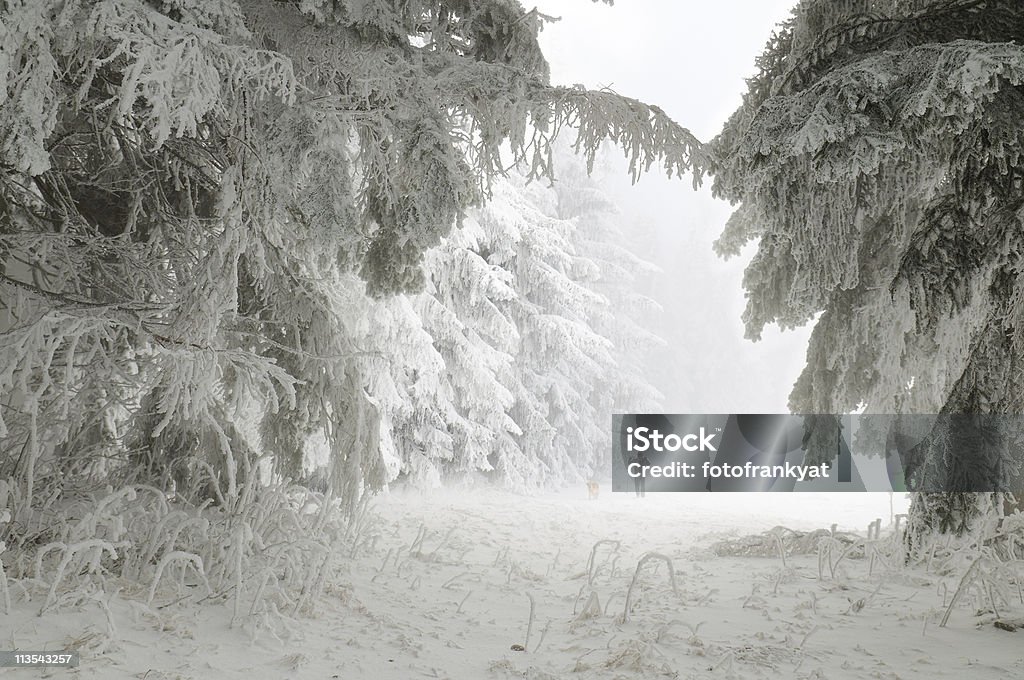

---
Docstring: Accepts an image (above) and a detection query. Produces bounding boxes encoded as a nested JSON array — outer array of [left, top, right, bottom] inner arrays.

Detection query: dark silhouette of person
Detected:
[[631, 451, 651, 497]]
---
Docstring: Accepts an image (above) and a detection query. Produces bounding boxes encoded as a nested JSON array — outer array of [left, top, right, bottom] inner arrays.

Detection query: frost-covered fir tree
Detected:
[[439, 161, 666, 488], [423, 176, 609, 487], [711, 0, 1024, 542], [411, 217, 523, 485], [501, 176, 615, 486], [550, 148, 666, 416], [0, 0, 705, 534]]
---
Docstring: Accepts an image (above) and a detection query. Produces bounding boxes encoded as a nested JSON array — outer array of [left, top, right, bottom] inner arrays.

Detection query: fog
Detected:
[[535, 0, 813, 412]]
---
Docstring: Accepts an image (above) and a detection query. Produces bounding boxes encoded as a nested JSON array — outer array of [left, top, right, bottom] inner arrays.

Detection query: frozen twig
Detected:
[[546, 548, 561, 577], [621, 552, 678, 623], [0, 556, 9, 615], [524, 592, 536, 651], [146, 551, 210, 606], [533, 618, 552, 653], [940, 555, 985, 627], [442, 572, 471, 590], [41, 539, 123, 614], [410, 524, 428, 557], [586, 539, 620, 586], [772, 531, 787, 568], [426, 527, 455, 561], [573, 591, 601, 621], [457, 590, 473, 614]]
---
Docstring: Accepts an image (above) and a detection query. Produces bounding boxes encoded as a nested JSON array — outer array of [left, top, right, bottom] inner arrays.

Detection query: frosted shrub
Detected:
[[1, 478, 340, 641]]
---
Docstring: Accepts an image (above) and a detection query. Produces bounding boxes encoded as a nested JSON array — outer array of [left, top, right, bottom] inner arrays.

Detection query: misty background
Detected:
[[536, 0, 812, 413]]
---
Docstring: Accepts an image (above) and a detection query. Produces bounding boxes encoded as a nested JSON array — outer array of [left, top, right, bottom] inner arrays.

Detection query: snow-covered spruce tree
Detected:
[[550, 148, 666, 416], [710, 0, 1024, 544], [412, 212, 524, 485], [477, 176, 614, 486], [0, 0, 704, 543], [437, 160, 666, 489]]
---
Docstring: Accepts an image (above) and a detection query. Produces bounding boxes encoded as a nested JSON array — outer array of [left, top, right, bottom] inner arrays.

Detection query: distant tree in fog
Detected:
[[415, 155, 665, 488]]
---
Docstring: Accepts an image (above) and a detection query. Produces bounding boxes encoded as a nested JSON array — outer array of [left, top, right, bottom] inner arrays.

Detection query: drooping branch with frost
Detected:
[[1, 0, 704, 520], [710, 0, 1024, 535]]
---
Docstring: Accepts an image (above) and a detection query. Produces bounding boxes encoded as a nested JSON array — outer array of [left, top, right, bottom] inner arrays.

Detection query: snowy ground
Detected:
[[4, 488, 1023, 679]]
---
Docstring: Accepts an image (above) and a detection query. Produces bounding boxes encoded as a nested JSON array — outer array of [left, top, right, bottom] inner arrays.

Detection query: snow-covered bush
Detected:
[[3, 481, 341, 641]]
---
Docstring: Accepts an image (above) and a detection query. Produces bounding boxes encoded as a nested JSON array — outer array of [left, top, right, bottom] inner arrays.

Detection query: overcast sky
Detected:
[[534, 0, 797, 140], [532, 0, 812, 413]]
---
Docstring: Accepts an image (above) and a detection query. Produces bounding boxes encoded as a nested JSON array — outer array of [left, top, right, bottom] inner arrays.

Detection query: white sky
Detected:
[[533, 0, 812, 413], [534, 0, 797, 140]]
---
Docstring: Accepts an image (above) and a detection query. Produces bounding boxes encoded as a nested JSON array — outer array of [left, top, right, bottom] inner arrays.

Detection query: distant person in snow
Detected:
[[631, 451, 651, 498]]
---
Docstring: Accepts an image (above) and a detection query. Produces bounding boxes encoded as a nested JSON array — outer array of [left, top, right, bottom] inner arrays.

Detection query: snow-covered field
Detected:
[[5, 488, 1022, 679]]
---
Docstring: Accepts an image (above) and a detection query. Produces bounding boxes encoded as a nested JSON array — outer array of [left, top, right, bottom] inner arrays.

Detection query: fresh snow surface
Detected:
[[5, 488, 1023, 679]]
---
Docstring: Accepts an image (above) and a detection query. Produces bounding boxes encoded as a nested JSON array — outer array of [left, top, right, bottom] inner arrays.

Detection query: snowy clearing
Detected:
[[4, 489, 1022, 679]]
